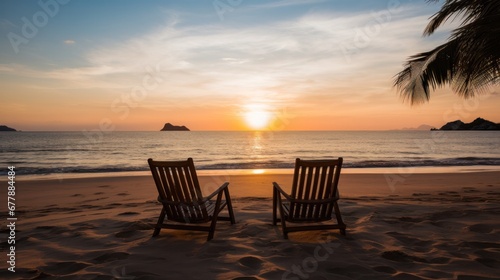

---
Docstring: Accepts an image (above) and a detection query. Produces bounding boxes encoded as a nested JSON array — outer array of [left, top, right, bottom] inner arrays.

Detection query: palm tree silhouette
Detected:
[[394, 0, 499, 104]]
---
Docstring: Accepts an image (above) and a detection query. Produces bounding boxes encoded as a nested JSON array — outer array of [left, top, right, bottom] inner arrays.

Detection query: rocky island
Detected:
[[160, 123, 190, 131], [433, 117, 500, 130], [0, 125, 17, 131]]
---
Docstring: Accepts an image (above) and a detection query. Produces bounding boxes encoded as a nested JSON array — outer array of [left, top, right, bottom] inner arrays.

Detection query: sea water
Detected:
[[1, 131, 499, 175]]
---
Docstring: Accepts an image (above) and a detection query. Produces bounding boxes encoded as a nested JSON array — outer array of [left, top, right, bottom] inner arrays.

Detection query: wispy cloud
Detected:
[[248, 0, 329, 9], [2, 4, 443, 110], [64, 40, 76, 45]]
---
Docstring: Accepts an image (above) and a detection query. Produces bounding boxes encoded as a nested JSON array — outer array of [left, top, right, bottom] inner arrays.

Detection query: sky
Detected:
[[1, 0, 499, 131]]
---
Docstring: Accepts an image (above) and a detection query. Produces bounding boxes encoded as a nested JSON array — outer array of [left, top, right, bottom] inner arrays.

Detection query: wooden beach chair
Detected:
[[148, 158, 236, 241], [273, 158, 346, 239]]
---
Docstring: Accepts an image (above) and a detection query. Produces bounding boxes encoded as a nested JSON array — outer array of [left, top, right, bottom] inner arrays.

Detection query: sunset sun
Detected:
[[243, 106, 272, 130]]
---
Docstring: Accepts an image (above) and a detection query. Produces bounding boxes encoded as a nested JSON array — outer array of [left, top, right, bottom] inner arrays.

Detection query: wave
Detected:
[[3, 157, 500, 175]]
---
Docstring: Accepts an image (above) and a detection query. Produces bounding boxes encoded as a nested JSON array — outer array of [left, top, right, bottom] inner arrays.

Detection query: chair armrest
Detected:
[[273, 182, 293, 200], [203, 182, 229, 202], [273, 183, 340, 204]]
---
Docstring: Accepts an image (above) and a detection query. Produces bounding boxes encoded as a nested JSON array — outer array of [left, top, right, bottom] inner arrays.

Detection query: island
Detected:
[[160, 123, 190, 131], [401, 124, 434, 131], [0, 125, 17, 131], [433, 117, 500, 130]]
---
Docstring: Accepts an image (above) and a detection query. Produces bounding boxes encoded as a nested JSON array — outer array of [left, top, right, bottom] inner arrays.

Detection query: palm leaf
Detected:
[[394, 0, 500, 104]]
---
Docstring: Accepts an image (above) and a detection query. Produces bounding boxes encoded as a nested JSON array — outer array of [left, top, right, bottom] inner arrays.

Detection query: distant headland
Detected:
[[0, 125, 17, 131], [160, 123, 190, 131], [432, 117, 500, 130]]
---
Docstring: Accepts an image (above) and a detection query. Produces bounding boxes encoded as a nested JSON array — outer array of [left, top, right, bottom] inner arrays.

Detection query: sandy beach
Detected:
[[1, 170, 500, 279]]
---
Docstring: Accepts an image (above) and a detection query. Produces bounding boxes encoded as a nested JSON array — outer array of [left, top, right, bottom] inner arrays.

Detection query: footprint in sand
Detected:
[[467, 223, 494, 233], [429, 257, 450, 264], [69, 222, 97, 231], [397, 216, 424, 223], [115, 221, 153, 238], [373, 265, 397, 274], [412, 193, 431, 196], [259, 269, 288, 279], [35, 226, 68, 234], [238, 256, 265, 270], [115, 230, 137, 238], [92, 252, 130, 263], [39, 261, 90, 275], [438, 191, 460, 196], [476, 257, 500, 269], [464, 241, 500, 249], [381, 250, 427, 263], [325, 264, 374, 278], [462, 187, 480, 193], [486, 192, 500, 196], [385, 231, 432, 248], [117, 211, 140, 216]]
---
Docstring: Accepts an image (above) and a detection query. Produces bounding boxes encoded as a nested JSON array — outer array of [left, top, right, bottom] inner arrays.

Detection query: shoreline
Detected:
[[13, 170, 500, 202], [18, 165, 500, 181]]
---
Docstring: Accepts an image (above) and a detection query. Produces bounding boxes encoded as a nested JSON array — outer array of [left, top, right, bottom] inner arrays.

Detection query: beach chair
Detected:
[[148, 158, 236, 241], [273, 158, 346, 239]]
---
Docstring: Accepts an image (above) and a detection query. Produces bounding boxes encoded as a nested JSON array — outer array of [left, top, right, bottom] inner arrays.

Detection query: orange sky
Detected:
[[1, 1, 499, 131]]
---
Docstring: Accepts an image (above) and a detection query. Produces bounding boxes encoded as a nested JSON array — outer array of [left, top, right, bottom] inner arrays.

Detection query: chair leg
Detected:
[[153, 208, 166, 237], [272, 187, 277, 225], [224, 188, 236, 224], [333, 202, 346, 236], [276, 196, 289, 239], [207, 191, 224, 241], [207, 218, 217, 241], [281, 218, 289, 239]]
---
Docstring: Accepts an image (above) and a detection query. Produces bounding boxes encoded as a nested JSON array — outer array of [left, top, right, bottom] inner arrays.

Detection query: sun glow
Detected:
[[243, 106, 272, 130]]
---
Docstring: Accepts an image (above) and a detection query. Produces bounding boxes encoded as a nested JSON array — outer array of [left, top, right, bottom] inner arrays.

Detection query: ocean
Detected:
[[1, 131, 500, 176]]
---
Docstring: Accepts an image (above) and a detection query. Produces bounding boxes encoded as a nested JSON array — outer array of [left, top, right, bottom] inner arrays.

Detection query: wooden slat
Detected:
[[165, 167, 183, 220], [325, 165, 337, 218], [300, 166, 313, 217], [319, 165, 333, 218], [172, 167, 185, 203], [314, 165, 328, 218], [160, 166, 179, 219], [307, 166, 321, 218], [289, 159, 300, 217], [184, 165, 205, 220], [188, 158, 204, 200], [176, 166, 197, 220]]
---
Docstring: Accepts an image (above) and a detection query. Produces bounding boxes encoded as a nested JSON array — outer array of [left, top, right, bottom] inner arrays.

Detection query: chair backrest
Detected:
[[289, 158, 343, 221], [148, 158, 208, 223]]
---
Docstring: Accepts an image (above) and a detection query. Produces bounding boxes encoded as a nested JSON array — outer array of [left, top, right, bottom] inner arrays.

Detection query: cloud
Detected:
[[64, 40, 76, 45], [248, 0, 329, 9], [3, 4, 445, 110]]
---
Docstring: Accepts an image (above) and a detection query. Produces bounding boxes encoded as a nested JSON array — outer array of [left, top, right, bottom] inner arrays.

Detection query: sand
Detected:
[[1, 171, 500, 279]]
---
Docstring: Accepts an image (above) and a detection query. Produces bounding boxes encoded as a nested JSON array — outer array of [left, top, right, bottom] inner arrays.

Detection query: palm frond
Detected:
[[394, 41, 458, 104], [424, 0, 490, 35], [394, 0, 500, 104]]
